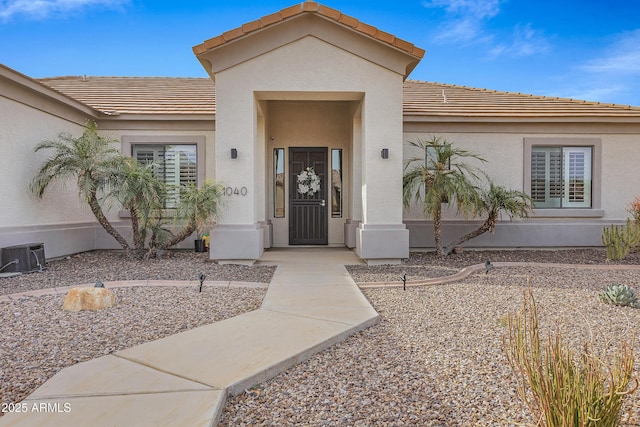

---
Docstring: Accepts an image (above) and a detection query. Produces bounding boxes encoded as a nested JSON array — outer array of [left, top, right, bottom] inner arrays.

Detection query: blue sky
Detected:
[[2, 0, 639, 106]]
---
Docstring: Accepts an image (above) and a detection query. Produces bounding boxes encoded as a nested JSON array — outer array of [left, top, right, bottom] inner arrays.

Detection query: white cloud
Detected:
[[423, 0, 549, 59], [580, 29, 640, 75], [433, 17, 491, 44], [422, 0, 500, 20], [489, 24, 550, 58], [0, 0, 128, 22], [424, 0, 500, 43]]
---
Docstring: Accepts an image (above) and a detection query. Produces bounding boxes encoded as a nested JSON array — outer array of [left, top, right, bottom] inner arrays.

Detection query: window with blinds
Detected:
[[132, 144, 197, 208], [530, 146, 592, 208]]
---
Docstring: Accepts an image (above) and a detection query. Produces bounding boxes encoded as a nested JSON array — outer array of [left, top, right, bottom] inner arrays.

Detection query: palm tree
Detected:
[[443, 182, 533, 254], [154, 181, 226, 251], [30, 121, 131, 250], [403, 136, 486, 257], [111, 159, 167, 252]]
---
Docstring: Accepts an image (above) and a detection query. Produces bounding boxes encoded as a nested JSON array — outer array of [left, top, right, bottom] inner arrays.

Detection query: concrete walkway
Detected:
[[0, 248, 377, 427]]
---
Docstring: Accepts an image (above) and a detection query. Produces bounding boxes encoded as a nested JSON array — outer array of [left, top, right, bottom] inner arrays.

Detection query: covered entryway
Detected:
[[194, 2, 423, 263], [289, 147, 328, 245]]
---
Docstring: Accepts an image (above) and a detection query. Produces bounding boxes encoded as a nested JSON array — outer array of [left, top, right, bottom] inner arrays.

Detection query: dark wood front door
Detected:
[[289, 147, 328, 245]]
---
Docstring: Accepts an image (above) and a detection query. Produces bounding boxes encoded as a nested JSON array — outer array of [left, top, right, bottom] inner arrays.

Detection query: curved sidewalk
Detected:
[[0, 248, 377, 427]]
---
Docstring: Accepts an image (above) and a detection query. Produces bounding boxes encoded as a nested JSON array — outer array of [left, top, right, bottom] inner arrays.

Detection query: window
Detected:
[[274, 148, 285, 218], [331, 149, 343, 218], [531, 146, 592, 208], [132, 144, 197, 208]]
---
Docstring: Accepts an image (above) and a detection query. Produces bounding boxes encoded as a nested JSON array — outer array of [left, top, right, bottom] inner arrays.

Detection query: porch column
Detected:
[[355, 88, 409, 264], [209, 82, 264, 264]]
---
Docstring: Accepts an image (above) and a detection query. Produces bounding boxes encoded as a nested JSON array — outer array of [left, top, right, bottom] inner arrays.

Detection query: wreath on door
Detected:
[[297, 167, 321, 196]]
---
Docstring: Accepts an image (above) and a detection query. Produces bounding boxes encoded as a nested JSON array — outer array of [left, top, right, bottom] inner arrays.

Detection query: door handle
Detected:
[[319, 199, 326, 207]]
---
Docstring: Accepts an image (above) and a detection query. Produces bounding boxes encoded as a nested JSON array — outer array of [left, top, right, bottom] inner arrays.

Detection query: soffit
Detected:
[[1, 64, 99, 118], [193, 2, 424, 79]]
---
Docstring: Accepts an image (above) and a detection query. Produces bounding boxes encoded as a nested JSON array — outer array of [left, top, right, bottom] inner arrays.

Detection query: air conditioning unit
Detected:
[[1, 243, 46, 273]]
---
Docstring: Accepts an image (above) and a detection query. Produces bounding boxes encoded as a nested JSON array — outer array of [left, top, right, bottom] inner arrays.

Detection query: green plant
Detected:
[[503, 289, 637, 427], [31, 121, 131, 250], [402, 136, 486, 257], [32, 122, 227, 257], [444, 182, 533, 254], [599, 284, 639, 308], [153, 181, 226, 250], [601, 219, 640, 261]]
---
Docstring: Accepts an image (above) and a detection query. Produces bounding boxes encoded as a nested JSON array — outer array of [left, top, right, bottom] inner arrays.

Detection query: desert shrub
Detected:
[[503, 289, 637, 426], [601, 219, 640, 261]]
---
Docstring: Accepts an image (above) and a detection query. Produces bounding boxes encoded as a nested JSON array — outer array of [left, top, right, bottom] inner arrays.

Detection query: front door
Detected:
[[289, 147, 328, 245]]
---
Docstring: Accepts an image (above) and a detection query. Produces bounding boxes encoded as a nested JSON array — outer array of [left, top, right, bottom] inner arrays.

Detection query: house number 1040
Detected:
[[224, 186, 248, 196]]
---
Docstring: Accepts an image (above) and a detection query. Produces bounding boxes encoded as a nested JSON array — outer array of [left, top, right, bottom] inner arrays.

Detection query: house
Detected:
[[1, 1, 640, 265]]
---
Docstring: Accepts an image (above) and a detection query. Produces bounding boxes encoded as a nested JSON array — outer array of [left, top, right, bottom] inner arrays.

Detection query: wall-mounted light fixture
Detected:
[[381, 148, 389, 159], [231, 148, 238, 159]]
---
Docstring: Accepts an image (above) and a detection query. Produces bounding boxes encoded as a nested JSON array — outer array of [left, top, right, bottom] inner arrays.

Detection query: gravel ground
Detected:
[[0, 250, 272, 414], [0, 286, 267, 411], [2, 248, 640, 425], [220, 250, 640, 427], [0, 250, 276, 296]]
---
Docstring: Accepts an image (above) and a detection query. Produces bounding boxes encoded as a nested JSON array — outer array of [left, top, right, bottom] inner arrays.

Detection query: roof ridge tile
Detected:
[[193, 2, 423, 59]]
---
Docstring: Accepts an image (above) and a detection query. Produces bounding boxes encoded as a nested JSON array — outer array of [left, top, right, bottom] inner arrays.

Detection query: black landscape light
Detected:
[[485, 260, 494, 274], [401, 272, 407, 291], [199, 273, 206, 293]]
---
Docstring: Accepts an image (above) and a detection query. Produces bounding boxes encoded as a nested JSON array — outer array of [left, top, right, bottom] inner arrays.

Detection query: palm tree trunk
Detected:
[[444, 213, 498, 255], [129, 206, 146, 250], [157, 222, 196, 250], [434, 207, 444, 257], [87, 191, 130, 250]]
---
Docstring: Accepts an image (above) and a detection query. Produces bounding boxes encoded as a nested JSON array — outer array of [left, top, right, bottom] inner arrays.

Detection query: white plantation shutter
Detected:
[[563, 147, 591, 208], [530, 146, 591, 208], [531, 147, 562, 208], [132, 144, 197, 208]]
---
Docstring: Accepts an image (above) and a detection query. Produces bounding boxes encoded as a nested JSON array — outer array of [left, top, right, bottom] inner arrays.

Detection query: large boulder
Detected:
[[63, 287, 116, 311]]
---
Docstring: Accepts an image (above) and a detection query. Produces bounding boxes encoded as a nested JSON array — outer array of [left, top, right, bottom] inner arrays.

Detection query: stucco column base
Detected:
[[344, 219, 361, 249], [259, 220, 273, 249], [210, 224, 264, 265], [355, 223, 409, 265]]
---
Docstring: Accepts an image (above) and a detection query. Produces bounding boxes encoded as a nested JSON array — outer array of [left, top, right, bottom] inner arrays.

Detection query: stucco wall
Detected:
[[0, 96, 94, 228], [0, 88, 217, 259], [0, 94, 103, 258], [214, 35, 405, 225], [402, 126, 640, 248]]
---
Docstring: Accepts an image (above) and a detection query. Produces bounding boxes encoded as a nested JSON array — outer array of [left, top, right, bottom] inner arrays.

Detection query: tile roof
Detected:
[[192, 1, 425, 60], [37, 76, 216, 116], [404, 81, 640, 118], [37, 76, 640, 119]]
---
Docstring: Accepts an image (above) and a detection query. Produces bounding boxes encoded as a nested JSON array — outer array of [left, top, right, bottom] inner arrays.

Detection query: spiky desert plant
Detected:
[[503, 289, 637, 426], [599, 284, 639, 308], [602, 219, 640, 261]]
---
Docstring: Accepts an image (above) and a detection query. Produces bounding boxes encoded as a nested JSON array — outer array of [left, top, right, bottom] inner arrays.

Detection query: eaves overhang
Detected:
[[1, 64, 101, 122], [193, 2, 424, 81]]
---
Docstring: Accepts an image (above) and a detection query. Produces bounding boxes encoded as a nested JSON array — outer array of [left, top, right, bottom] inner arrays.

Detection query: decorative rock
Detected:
[[63, 287, 116, 311]]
